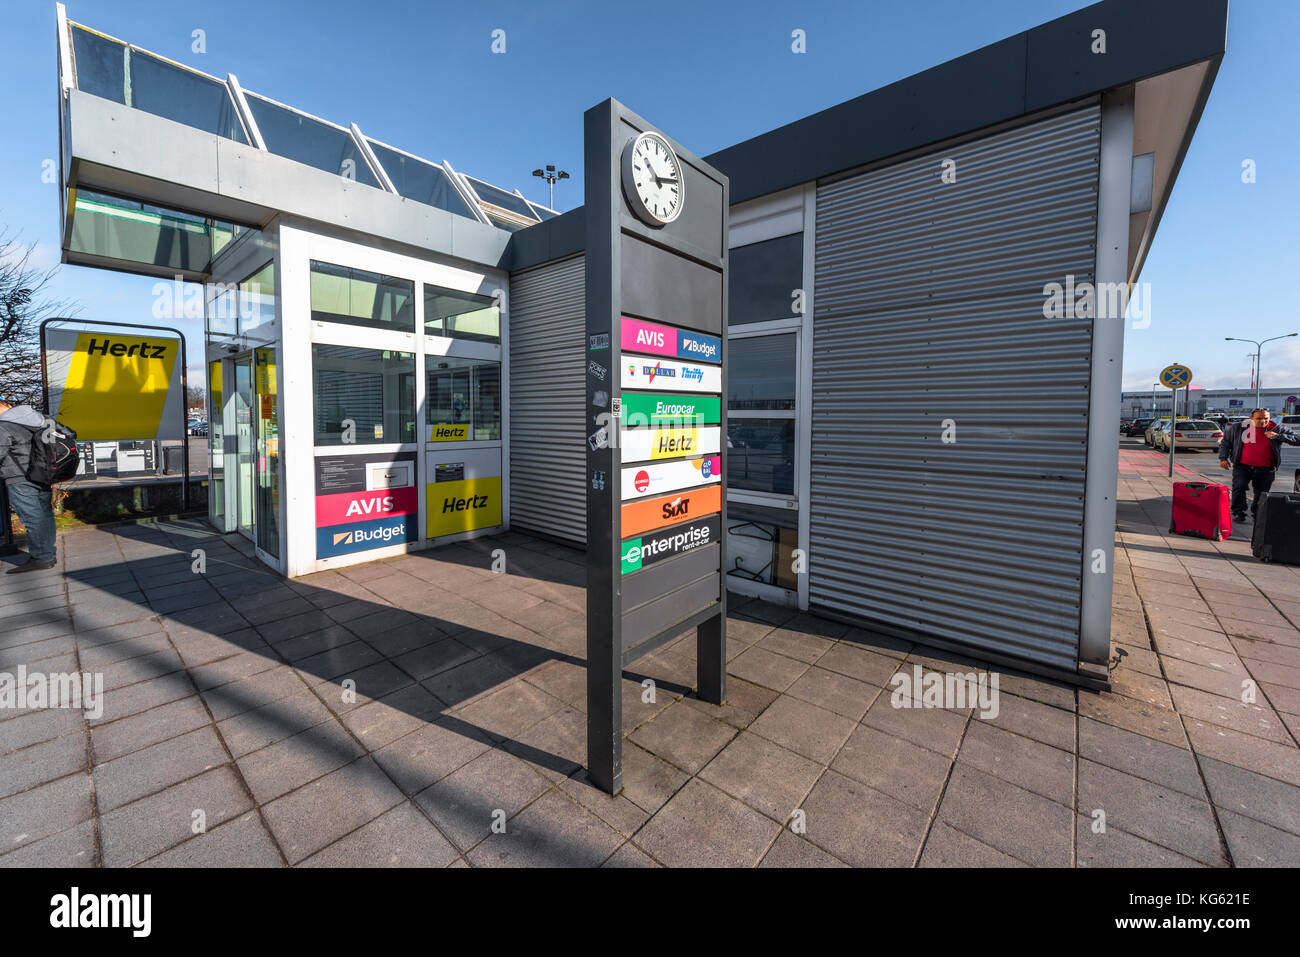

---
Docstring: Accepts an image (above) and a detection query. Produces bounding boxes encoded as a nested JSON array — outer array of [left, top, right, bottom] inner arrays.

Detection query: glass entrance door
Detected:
[[234, 356, 254, 539]]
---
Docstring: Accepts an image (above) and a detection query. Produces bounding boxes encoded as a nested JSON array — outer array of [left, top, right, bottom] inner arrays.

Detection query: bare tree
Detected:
[[0, 228, 78, 409]]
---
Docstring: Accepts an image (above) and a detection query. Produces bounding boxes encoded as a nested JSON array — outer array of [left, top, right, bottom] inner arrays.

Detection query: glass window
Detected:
[[312, 345, 416, 445], [528, 203, 558, 221], [207, 286, 237, 337], [729, 233, 802, 326], [466, 178, 538, 219], [426, 358, 502, 441], [246, 94, 379, 188], [71, 27, 247, 143], [424, 285, 500, 343], [368, 142, 475, 219], [726, 502, 798, 590], [310, 261, 415, 332], [239, 262, 275, 334], [208, 360, 224, 525], [728, 419, 795, 495], [71, 189, 213, 275], [729, 334, 796, 410]]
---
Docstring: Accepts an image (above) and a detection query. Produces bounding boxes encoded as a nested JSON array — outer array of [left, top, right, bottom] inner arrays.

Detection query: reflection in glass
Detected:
[[208, 360, 224, 525], [369, 142, 475, 219], [312, 346, 416, 446], [240, 262, 276, 334], [728, 334, 796, 410], [726, 502, 798, 590], [729, 233, 802, 325], [466, 178, 538, 219], [727, 419, 795, 495], [247, 94, 379, 188], [255, 348, 280, 558], [424, 285, 499, 343], [426, 358, 502, 441], [310, 261, 414, 332], [71, 27, 247, 143]]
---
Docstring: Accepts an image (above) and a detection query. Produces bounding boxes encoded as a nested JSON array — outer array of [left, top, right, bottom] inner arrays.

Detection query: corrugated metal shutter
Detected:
[[508, 254, 587, 544], [809, 107, 1100, 673]]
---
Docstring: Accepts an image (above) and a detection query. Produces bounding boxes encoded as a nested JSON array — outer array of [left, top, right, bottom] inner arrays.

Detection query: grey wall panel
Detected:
[[508, 254, 587, 544], [621, 575, 720, 650], [809, 107, 1101, 674], [623, 545, 721, 610], [621, 234, 724, 334]]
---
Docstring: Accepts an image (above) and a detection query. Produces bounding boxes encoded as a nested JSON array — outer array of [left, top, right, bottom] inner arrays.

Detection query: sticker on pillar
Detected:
[[430, 424, 469, 442], [427, 476, 502, 538], [316, 514, 415, 558], [621, 393, 721, 427], [622, 356, 721, 393], [620, 485, 722, 538], [621, 515, 720, 574], [622, 425, 720, 462], [622, 456, 720, 500]]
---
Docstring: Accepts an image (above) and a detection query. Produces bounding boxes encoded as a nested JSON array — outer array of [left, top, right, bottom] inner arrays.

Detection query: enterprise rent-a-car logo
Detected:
[[622, 516, 717, 574]]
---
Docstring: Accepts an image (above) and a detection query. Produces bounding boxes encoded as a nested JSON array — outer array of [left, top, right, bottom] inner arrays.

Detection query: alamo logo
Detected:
[[86, 338, 168, 359]]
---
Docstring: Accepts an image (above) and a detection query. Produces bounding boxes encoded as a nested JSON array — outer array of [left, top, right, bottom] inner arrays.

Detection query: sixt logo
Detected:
[[661, 496, 689, 519]]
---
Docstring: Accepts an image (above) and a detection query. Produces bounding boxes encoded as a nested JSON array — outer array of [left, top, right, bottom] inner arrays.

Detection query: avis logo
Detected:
[[636, 329, 666, 349], [345, 495, 394, 517], [661, 496, 690, 519]]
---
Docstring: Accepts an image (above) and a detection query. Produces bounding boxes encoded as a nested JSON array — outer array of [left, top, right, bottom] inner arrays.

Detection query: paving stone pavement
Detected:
[[2, 465, 1298, 867]]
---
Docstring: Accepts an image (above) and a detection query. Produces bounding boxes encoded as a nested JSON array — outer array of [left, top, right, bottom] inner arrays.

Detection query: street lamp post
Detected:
[[1225, 333, 1298, 409], [531, 164, 569, 209]]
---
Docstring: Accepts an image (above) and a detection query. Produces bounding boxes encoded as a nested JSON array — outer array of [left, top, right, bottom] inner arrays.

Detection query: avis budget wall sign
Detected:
[[584, 99, 729, 794]]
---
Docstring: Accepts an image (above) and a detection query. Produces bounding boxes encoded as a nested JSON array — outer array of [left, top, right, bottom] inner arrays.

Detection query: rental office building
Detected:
[[53, 0, 1228, 684]]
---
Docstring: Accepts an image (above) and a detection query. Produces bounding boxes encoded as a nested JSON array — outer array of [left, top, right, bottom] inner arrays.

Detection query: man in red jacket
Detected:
[[1219, 408, 1300, 522]]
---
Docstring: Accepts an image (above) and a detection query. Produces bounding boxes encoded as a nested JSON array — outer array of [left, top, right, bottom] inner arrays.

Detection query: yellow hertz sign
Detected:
[[429, 424, 469, 442], [427, 477, 502, 538], [47, 331, 182, 441]]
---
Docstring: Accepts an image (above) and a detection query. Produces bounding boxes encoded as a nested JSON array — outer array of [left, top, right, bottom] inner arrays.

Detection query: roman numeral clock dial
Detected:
[[621, 131, 685, 226]]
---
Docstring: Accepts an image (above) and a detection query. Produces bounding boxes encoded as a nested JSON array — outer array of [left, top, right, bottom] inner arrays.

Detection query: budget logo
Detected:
[[676, 331, 721, 364], [316, 514, 413, 558]]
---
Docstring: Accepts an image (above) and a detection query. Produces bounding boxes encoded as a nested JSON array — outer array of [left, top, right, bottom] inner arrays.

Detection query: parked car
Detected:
[[1153, 419, 1223, 452], [1143, 418, 1170, 446], [1125, 417, 1154, 437], [188, 419, 207, 436], [1280, 414, 1300, 428]]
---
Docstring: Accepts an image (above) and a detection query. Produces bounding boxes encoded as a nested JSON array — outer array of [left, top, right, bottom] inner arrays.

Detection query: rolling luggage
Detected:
[[1170, 481, 1231, 542], [1251, 491, 1300, 564]]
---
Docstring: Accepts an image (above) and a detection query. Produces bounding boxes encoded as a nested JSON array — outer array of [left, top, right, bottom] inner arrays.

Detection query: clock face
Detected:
[[622, 132, 684, 226]]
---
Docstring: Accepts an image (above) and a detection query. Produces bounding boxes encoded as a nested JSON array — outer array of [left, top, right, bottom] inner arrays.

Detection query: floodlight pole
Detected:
[[1225, 333, 1298, 410], [531, 164, 569, 209]]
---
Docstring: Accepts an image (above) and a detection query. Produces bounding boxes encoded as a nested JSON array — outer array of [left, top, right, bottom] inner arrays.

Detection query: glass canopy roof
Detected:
[[64, 20, 558, 229]]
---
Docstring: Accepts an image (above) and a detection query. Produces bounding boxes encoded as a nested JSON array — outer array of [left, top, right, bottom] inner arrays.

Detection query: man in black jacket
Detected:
[[0, 396, 58, 573], [1218, 408, 1300, 522]]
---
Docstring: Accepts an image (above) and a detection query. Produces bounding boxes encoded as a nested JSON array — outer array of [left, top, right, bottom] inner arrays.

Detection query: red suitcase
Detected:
[[1171, 481, 1231, 541]]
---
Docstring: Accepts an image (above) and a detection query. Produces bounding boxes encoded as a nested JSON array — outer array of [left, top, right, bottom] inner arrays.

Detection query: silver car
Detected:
[[1153, 419, 1224, 452]]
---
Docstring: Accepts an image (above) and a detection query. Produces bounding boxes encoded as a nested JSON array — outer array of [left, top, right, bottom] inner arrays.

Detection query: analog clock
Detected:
[[621, 131, 685, 226]]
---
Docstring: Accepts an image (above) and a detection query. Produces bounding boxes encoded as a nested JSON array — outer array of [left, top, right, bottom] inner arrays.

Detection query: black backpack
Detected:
[[25, 419, 79, 485]]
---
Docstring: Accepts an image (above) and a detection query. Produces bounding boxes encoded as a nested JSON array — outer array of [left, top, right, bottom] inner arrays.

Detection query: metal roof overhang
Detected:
[[60, 89, 511, 281]]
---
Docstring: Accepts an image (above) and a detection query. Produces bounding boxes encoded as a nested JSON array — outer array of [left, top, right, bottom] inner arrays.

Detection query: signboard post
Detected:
[[1159, 363, 1192, 478], [584, 99, 729, 794]]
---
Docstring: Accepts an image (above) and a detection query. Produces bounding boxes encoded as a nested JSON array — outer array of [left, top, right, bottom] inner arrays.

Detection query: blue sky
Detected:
[[1, 0, 1297, 393]]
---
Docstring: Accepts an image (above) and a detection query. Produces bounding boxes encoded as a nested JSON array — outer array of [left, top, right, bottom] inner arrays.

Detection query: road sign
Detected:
[[1159, 364, 1192, 389]]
